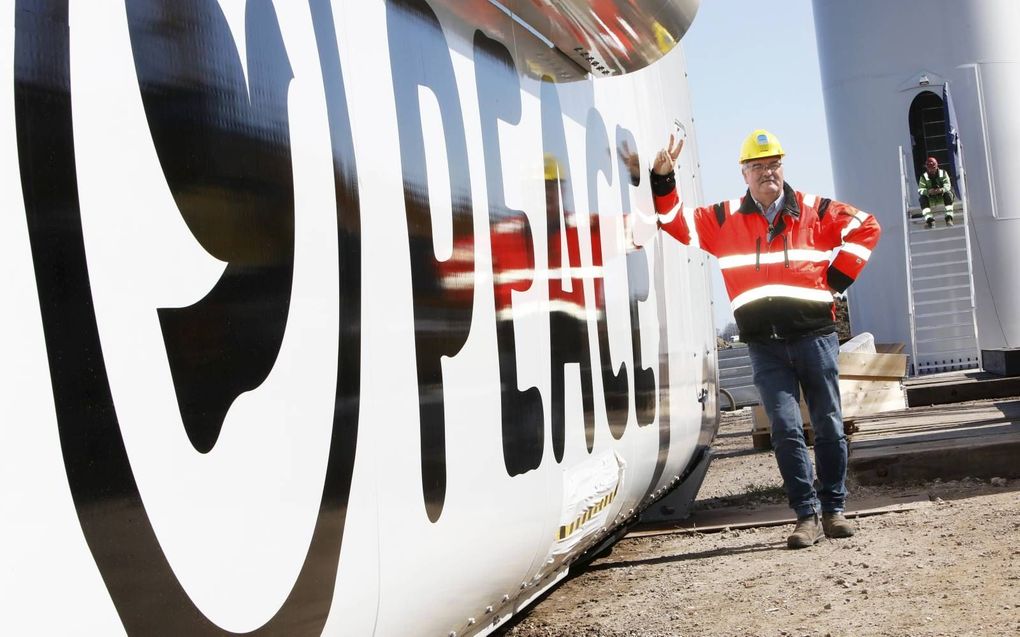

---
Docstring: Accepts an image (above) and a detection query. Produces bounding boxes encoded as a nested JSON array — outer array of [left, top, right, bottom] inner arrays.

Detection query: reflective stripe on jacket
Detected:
[[651, 170, 882, 342]]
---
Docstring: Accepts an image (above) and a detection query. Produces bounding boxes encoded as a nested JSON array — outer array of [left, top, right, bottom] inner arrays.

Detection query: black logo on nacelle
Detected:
[[132, 0, 296, 454], [15, 0, 362, 634]]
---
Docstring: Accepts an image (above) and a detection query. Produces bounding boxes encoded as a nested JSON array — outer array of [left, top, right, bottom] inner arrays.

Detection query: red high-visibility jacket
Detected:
[[651, 171, 881, 342]]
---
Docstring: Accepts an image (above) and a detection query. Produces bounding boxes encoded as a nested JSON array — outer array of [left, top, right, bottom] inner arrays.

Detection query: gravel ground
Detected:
[[502, 409, 1020, 637]]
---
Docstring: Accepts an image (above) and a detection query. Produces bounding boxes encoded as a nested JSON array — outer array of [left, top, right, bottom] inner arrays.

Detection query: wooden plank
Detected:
[[855, 398, 1020, 422], [837, 351, 908, 379], [904, 370, 980, 388], [852, 420, 1010, 442], [752, 383, 906, 432], [851, 420, 1020, 450], [751, 430, 772, 451], [839, 379, 902, 394], [744, 352, 908, 446], [847, 397, 1020, 484], [747, 354, 913, 448], [839, 379, 906, 419], [850, 430, 1020, 484], [750, 403, 816, 450], [751, 402, 812, 433], [853, 387, 907, 417], [852, 399, 1020, 432], [905, 373, 1020, 406], [875, 342, 906, 354], [850, 405, 1018, 434]]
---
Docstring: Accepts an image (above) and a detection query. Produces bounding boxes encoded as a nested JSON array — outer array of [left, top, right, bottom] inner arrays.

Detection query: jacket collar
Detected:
[[737, 181, 800, 218]]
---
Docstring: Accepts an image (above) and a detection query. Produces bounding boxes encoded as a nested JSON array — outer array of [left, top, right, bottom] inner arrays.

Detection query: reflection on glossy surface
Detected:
[[542, 78, 597, 461], [475, 30, 546, 477], [15, 0, 361, 634], [617, 125, 658, 428], [388, 0, 475, 522], [129, 0, 296, 453], [308, 0, 363, 607], [434, 0, 701, 78], [7, 0, 717, 633], [587, 108, 630, 439], [646, 235, 673, 496]]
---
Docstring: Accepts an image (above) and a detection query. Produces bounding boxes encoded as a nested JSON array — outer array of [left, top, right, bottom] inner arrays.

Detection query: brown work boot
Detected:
[[787, 513, 824, 549], [822, 512, 856, 538]]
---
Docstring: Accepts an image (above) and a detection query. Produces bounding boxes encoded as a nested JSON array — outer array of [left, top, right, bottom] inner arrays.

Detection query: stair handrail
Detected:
[[899, 146, 919, 375]]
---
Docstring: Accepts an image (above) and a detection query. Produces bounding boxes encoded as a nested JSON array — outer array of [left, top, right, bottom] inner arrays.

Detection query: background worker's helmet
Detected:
[[925, 156, 939, 169], [739, 129, 785, 163]]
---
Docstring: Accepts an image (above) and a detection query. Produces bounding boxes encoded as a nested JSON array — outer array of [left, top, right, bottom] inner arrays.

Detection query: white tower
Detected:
[[813, 0, 1020, 367]]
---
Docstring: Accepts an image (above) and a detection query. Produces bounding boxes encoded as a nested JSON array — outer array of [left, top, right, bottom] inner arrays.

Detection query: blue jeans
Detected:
[[748, 332, 847, 517]]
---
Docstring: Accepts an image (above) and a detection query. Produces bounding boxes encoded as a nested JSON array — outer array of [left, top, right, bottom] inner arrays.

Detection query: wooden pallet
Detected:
[[751, 402, 813, 450], [750, 351, 907, 450], [839, 351, 908, 419]]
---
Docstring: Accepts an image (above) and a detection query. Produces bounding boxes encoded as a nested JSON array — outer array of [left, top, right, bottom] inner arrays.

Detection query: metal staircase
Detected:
[[899, 149, 980, 375]]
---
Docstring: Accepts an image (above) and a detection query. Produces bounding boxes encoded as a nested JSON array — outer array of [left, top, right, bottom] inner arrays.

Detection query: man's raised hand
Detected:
[[652, 133, 684, 176]]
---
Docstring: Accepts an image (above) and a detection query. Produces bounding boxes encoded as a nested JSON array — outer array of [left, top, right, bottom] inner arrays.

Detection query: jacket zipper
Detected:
[[763, 217, 777, 337], [783, 235, 790, 267]]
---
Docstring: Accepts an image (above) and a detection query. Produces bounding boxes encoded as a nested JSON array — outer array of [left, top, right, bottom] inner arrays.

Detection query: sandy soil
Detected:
[[503, 409, 1020, 637]]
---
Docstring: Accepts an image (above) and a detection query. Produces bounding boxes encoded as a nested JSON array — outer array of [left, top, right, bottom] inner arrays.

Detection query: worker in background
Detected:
[[918, 156, 956, 228], [650, 129, 882, 549]]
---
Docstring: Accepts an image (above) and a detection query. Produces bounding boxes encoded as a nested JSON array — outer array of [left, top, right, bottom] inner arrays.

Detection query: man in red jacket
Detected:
[[651, 129, 882, 548]]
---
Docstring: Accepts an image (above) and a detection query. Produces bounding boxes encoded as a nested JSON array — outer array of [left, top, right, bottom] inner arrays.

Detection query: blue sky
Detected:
[[681, 0, 834, 330]]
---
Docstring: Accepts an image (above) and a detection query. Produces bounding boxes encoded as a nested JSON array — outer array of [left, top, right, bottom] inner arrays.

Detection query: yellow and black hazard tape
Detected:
[[556, 486, 619, 541]]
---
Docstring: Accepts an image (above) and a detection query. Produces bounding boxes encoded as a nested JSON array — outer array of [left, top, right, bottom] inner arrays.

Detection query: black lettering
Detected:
[[645, 236, 673, 495], [307, 0, 363, 596], [474, 31, 544, 476], [541, 79, 596, 459], [586, 108, 629, 440], [15, 0, 360, 632], [388, 0, 475, 521], [616, 126, 656, 427], [129, 0, 296, 453]]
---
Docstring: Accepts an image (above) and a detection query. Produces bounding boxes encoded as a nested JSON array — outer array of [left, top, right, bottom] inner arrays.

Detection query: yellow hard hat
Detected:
[[543, 153, 565, 181], [739, 129, 785, 163], [652, 21, 676, 55]]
